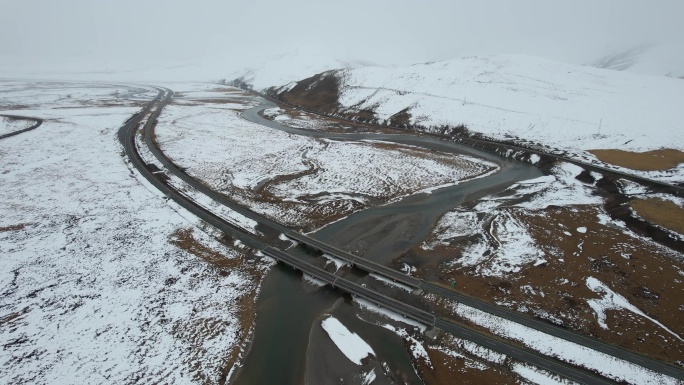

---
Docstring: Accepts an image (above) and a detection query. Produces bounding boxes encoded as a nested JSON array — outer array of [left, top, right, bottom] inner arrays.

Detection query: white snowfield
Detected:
[[326, 54, 684, 159], [321, 316, 375, 365], [154, 96, 495, 228], [0, 82, 267, 384], [227, 51, 368, 91]]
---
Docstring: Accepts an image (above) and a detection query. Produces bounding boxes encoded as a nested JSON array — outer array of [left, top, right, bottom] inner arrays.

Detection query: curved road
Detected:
[[124, 91, 616, 384], [263, 93, 684, 196], [124, 87, 683, 384], [0, 114, 42, 140], [242, 101, 684, 382]]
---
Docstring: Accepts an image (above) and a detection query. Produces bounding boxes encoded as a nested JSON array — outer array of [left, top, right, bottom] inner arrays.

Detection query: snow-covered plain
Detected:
[[154, 91, 495, 229], [0, 116, 34, 136], [0, 81, 268, 383]]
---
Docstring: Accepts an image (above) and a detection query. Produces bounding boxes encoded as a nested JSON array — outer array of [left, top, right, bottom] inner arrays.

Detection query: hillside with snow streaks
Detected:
[[314, 55, 684, 154], [227, 51, 369, 91]]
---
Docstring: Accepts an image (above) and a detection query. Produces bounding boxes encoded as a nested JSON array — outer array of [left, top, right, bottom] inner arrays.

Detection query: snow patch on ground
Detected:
[[511, 363, 576, 385], [585, 277, 683, 342], [390, 328, 432, 369], [458, 339, 507, 365], [425, 161, 605, 277], [435, 209, 542, 277], [322, 253, 349, 271], [303, 273, 327, 287], [476, 162, 602, 211], [422, 210, 480, 250], [321, 316, 375, 365]]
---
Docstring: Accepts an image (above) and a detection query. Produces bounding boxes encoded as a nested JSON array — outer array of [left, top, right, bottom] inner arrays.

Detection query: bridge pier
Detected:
[[423, 327, 438, 340]]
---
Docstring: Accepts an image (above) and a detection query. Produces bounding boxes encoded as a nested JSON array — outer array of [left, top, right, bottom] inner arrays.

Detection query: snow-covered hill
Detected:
[[589, 43, 684, 79], [225, 51, 371, 91], [270, 54, 684, 155]]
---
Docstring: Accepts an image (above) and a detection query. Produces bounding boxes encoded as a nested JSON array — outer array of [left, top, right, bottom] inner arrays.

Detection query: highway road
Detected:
[[263, 247, 435, 325], [284, 230, 422, 289], [142, 95, 292, 237], [125, 88, 683, 384], [251, 94, 684, 381], [423, 282, 684, 381], [263, 245, 615, 385], [0, 114, 42, 140], [117, 88, 267, 252], [287, 225, 684, 381]]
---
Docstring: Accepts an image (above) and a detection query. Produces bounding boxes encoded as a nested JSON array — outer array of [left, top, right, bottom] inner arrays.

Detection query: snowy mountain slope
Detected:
[[269, 54, 684, 156], [225, 50, 372, 91], [589, 43, 684, 78]]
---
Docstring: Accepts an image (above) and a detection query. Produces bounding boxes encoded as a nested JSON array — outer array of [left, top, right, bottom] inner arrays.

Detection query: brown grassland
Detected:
[[631, 198, 684, 235], [589, 149, 684, 171]]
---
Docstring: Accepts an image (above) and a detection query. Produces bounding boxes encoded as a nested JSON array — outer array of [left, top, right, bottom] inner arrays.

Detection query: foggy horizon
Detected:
[[1, 0, 683, 80]]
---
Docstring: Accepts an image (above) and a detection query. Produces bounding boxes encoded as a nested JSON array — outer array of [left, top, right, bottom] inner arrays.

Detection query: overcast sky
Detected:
[[1, 0, 682, 77]]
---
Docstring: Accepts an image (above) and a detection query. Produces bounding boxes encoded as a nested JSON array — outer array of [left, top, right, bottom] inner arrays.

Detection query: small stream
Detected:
[[233, 100, 541, 384]]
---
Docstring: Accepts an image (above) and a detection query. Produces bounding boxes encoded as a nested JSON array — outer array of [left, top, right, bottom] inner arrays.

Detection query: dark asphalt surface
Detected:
[[284, 230, 422, 288], [123, 88, 683, 384], [0, 114, 42, 140], [263, 247, 435, 325]]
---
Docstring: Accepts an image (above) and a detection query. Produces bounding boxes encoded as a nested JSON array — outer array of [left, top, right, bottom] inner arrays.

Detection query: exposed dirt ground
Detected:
[[417, 205, 684, 366], [589, 149, 684, 171], [631, 198, 684, 235], [0, 224, 27, 232], [269, 72, 342, 112]]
